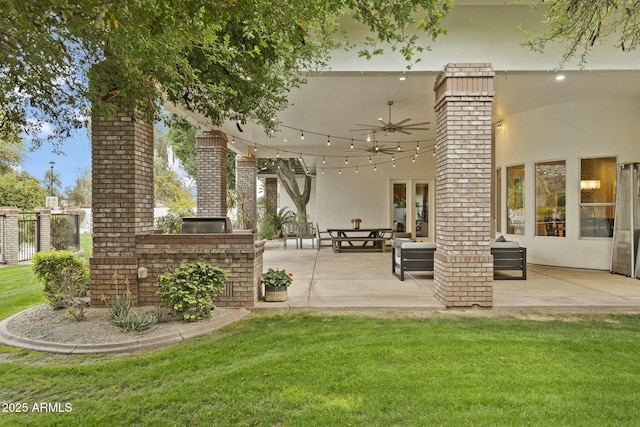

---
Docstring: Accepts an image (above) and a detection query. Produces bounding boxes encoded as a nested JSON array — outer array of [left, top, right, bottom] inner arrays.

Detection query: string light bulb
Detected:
[[374, 164, 377, 171], [322, 168, 325, 174], [327, 136, 331, 147], [416, 142, 420, 151], [300, 131, 304, 140], [276, 150, 280, 157], [338, 168, 342, 175], [322, 156, 326, 164], [232, 137, 235, 144], [345, 157, 349, 165], [355, 167, 359, 174], [254, 143, 257, 152], [397, 142, 401, 151], [369, 156, 372, 164], [350, 140, 354, 150]]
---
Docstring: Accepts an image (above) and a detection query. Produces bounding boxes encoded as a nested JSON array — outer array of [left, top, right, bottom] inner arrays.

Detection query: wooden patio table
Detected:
[[327, 228, 392, 253]]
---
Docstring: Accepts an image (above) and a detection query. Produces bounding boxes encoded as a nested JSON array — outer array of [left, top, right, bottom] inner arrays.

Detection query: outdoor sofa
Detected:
[[392, 238, 527, 281]]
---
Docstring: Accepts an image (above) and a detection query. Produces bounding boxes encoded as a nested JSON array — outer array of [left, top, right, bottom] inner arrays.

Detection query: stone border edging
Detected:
[[0, 308, 250, 354]]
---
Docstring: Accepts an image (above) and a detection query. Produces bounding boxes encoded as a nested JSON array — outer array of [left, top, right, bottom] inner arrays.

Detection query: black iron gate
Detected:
[[18, 212, 39, 262]]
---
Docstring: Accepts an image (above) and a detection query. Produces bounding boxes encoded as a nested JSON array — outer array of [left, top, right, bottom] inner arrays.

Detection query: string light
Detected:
[[327, 136, 331, 147], [338, 169, 342, 175], [397, 142, 401, 151], [322, 168, 325, 174], [322, 156, 326, 164], [392, 154, 395, 162], [374, 164, 377, 171], [355, 167, 359, 174], [416, 142, 420, 151], [300, 131, 304, 140], [350, 140, 354, 149], [345, 157, 349, 165], [393, 161, 396, 168], [276, 150, 280, 157], [232, 137, 235, 144], [369, 156, 372, 164], [254, 143, 257, 152]]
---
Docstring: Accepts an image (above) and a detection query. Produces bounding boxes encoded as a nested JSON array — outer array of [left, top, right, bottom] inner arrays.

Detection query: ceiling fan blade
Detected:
[[350, 127, 379, 132], [394, 118, 412, 126], [397, 130, 412, 135], [400, 127, 430, 131], [354, 123, 380, 127], [378, 118, 388, 126], [405, 121, 431, 126]]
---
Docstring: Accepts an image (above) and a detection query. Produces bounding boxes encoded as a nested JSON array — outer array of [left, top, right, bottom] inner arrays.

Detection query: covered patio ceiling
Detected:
[[208, 69, 640, 173]]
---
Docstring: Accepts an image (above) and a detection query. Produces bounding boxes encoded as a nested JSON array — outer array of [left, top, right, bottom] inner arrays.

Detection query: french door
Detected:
[[391, 179, 434, 240]]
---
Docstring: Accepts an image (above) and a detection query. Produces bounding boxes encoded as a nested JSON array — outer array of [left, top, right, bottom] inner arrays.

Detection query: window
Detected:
[[536, 160, 566, 237], [506, 165, 524, 235], [580, 157, 616, 238]]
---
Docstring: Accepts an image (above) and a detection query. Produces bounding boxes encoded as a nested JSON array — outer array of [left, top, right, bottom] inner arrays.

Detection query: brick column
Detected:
[[235, 155, 257, 231], [265, 177, 277, 216], [34, 207, 51, 252], [0, 207, 19, 265], [196, 130, 228, 216], [433, 63, 495, 308], [89, 110, 154, 306]]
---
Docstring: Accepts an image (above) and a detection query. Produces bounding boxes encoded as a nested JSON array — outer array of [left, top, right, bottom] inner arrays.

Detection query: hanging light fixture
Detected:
[[345, 157, 349, 165], [397, 142, 401, 151], [322, 156, 326, 164], [327, 136, 331, 147], [350, 140, 354, 149], [300, 131, 304, 140]]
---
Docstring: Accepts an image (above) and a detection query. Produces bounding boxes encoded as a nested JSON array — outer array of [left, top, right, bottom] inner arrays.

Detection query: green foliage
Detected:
[[1, 0, 451, 150], [109, 293, 162, 332], [523, 0, 640, 67], [261, 267, 293, 288], [0, 171, 48, 210], [32, 250, 89, 309], [51, 214, 79, 250], [156, 261, 229, 321], [154, 170, 195, 210], [65, 168, 92, 207], [154, 211, 194, 234], [0, 132, 23, 174]]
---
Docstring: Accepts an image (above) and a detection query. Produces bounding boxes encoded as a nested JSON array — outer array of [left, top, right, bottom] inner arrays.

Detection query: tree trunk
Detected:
[[275, 158, 311, 223]]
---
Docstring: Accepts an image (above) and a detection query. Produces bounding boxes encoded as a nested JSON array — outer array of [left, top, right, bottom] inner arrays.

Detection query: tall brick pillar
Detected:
[[0, 207, 19, 265], [34, 207, 51, 252], [235, 155, 257, 231], [433, 63, 495, 308], [265, 177, 277, 216], [90, 111, 154, 306], [196, 130, 228, 216]]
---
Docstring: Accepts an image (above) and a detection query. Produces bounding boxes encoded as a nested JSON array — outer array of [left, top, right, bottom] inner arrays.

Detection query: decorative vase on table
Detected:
[[262, 268, 293, 302]]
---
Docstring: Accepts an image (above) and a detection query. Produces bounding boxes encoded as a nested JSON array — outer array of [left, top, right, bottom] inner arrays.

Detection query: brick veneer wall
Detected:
[[433, 63, 495, 308], [90, 110, 155, 306], [135, 234, 264, 307], [236, 155, 257, 230], [196, 130, 228, 216], [0, 207, 19, 265], [34, 207, 51, 252]]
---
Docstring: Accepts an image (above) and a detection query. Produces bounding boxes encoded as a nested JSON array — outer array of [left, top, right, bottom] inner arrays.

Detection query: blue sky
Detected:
[[21, 128, 92, 191]]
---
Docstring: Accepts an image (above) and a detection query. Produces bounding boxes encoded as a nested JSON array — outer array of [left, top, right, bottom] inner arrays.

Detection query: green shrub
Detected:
[[156, 261, 229, 321], [32, 250, 89, 309], [51, 214, 78, 250]]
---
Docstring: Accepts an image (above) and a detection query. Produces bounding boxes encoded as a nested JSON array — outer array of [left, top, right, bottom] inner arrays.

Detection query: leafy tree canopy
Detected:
[[1, 0, 451, 150], [0, 171, 48, 210], [524, 0, 640, 67]]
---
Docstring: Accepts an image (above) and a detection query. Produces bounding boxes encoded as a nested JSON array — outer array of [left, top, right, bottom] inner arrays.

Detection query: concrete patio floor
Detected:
[[256, 242, 640, 312]]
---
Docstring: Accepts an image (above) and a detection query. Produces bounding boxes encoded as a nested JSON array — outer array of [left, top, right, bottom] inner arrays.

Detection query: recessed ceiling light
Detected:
[[555, 75, 566, 81]]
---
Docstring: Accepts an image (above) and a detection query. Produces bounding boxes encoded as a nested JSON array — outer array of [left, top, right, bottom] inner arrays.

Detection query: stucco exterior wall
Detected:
[[495, 97, 640, 269]]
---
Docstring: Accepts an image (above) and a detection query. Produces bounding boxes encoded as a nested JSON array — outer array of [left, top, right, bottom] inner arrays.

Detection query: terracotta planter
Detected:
[[264, 286, 288, 302]]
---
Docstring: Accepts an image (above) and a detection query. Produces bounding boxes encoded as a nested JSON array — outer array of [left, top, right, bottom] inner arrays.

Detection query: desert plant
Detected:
[[32, 250, 89, 309], [156, 261, 229, 321], [109, 293, 162, 332]]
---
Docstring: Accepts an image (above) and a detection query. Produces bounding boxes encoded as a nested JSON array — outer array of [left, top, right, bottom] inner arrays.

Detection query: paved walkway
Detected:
[[257, 243, 640, 312]]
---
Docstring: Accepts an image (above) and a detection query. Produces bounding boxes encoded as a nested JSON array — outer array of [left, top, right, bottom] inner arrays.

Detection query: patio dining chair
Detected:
[[298, 222, 316, 249], [315, 223, 333, 250], [282, 222, 299, 249]]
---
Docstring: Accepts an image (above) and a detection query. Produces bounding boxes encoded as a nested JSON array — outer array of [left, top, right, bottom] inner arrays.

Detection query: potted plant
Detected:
[[262, 267, 293, 302], [351, 218, 362, 229]]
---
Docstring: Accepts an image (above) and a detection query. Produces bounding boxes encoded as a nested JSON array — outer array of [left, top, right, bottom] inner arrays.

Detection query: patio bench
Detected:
[[332, 236, 388, 253], [392, 239, 527, 281], [491, 241, 527, 280], [392, 240, 436, 281]]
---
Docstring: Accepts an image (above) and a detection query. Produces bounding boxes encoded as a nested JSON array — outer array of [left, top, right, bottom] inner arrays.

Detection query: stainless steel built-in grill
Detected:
[[180, 217, 233, 234]]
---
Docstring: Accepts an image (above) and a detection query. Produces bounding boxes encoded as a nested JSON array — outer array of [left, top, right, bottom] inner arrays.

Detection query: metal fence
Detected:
[[51, 213, 80, 250], [18, 212, 39, 262]]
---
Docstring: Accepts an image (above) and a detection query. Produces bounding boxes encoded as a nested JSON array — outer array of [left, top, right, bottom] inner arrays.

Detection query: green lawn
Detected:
[[2, 259, 640, 426], [0, 264, 44, 320], [1, 308, 640, 426]]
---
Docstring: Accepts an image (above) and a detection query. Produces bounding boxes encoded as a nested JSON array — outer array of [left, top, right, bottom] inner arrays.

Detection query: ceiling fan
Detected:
[[346, 132, 402, 155], [351, 100, 430, 135]]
